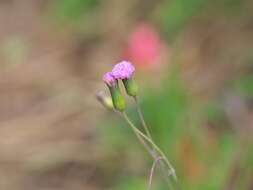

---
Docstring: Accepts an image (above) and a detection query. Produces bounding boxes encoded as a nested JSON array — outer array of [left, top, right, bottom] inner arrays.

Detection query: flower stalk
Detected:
[[121, 112, 177, 182]]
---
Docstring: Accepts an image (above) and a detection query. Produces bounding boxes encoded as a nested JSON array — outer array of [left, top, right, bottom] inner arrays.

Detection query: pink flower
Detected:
[[111, 60, 135, 79], [123, 24, 161, 68], [103, 72, 116, 87]]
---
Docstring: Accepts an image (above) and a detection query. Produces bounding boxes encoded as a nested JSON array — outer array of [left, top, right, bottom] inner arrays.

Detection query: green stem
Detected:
[[148, 157, 174, 190], [135, 97, 178, 188], [114, 110, 156, 159], [133, 128, 157, 159], [122, 112, 177, 181], [134, 96, 152, 140]]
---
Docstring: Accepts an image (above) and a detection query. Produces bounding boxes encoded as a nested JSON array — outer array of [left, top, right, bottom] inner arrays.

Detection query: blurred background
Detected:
[[0, 0, 252, 189]]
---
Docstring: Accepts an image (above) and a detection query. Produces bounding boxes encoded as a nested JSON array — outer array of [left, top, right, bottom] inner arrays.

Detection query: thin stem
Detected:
[[132, 126, 157, 159], [148, 157, 162, 190], [134, 96, 153, 140], [128, 117, 175, 189], [114, 110, 156, 159], [148, 157, 174, 190], [158, 160, 176, 190], [134, 96, 178, 189], [121, 112, 177, 181]]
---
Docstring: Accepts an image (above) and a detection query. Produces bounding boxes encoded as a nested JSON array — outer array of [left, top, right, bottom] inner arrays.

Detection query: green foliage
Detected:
[[216, 0, 245, 16], [235, 75, 253, 98], [141, 68, 189, 152], [112, 178, 146, 190], [157, 0, 207, 37], [50, 0, 99, 22], [156, 0, 247, 38], [113, 177, 167, 190]]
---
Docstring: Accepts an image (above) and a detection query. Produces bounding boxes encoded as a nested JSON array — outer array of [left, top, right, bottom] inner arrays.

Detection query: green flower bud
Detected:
[[109, 82, 126, 111], [96, 91, 114, 110], [123, 78, 138, 97]]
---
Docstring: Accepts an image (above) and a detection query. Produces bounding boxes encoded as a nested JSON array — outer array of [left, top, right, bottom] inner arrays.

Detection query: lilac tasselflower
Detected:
[[111, 61, 135, 80], [111, 60, 138, 97]]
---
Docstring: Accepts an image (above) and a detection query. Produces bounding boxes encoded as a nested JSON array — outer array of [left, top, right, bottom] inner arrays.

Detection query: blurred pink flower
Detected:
[[123, 23, 162, 69]]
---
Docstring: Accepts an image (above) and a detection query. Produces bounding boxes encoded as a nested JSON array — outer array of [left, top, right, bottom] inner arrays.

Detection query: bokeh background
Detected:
[[0, 0, 253, 189]]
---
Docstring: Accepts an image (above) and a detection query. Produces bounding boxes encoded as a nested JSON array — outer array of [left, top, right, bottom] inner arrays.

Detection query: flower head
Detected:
[[103, 72, 116, 87], [111, 60, 135, 79]]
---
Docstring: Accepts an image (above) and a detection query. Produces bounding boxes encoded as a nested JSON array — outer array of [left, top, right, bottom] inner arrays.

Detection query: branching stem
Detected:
[[121, 112, 177, 181]]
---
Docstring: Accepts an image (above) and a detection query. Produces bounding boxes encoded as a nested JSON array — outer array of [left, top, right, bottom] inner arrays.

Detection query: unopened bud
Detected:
[[96, 91, 113, 110], [103, 72, 126, 111], [109, 82, 126, 111], [123, 78, 138, 97]]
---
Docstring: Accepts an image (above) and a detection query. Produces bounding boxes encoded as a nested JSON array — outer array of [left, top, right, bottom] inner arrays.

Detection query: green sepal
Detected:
[[123, 78, 138, 97], [109, 83, 126, 111]]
